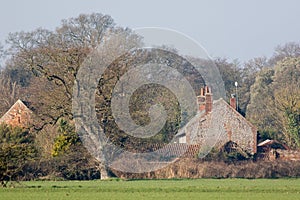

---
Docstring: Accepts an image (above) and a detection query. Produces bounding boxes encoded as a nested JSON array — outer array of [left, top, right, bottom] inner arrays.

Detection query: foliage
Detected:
[[96, 48, 204, 153], [214, 57, 267, 115], [214, 58, 242, 100], [247, 56, 300, 148], [2, 13, 142, 178], [246, 68, 276, 132], [51, 146, 100, 180], [4, 13, 141, 130], [51, 119, 80, 157], [201, 141, 251, 162], [0, 124, 37, 187]]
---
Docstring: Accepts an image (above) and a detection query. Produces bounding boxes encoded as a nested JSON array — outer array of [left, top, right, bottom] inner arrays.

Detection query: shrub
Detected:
[[0, 124, 37, 186]]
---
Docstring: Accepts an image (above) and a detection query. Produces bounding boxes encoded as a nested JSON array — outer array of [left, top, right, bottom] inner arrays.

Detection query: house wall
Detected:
[[187, 99, 257, 154], [217, 100, 257, 154]]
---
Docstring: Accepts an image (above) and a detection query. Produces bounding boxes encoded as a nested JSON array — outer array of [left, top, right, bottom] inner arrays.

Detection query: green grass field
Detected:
[[0, 179, 299, 200]]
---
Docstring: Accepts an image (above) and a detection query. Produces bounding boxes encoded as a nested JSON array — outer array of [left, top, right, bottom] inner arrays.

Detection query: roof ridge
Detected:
[[213, 98, 257, 130]]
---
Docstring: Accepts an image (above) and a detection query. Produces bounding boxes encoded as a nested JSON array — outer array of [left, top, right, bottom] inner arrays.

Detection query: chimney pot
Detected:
[[197, 86, 213, 113], [205, 87, 213, 113], [230, 96, 237, 110], [205, 86, 210, 94], [200, 88, 204, 96]]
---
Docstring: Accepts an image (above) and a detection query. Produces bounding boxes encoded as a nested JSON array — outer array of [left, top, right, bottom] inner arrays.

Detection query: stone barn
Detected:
[[175, 86, 257, 155]]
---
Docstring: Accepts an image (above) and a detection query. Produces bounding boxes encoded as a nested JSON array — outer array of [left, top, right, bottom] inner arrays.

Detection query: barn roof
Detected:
[[258, 139, 289, 150]]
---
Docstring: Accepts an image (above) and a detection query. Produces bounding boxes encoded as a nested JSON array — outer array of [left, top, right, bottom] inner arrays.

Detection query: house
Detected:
[[175, 86, 257, 155], [0, 99, 32, 128]]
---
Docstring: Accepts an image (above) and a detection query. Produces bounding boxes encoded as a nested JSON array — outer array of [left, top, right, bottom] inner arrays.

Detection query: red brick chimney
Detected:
[[205, 86, 212, 114], [198, 87, 206, 112], [197, 86, 213, 114], [230, 94, 237, 110]]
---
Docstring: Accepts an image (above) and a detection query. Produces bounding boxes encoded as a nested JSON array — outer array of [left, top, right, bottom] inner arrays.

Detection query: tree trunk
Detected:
[[99, 162, 110, 180]]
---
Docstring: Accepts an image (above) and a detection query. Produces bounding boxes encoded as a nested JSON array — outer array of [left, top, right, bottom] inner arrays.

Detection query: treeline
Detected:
[[0, 13, 299, 184], [215, 44, 300, 148]]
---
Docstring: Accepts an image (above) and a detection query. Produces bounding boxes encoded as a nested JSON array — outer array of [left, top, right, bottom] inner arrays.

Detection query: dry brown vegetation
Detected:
[[114, 158, 300, 179]]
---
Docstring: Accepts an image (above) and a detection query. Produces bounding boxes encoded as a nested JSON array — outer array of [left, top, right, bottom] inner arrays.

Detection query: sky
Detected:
[[1, 0, 300, 62]]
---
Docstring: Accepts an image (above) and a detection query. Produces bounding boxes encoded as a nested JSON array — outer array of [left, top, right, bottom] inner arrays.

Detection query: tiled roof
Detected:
[[150, 143, 201, 158]]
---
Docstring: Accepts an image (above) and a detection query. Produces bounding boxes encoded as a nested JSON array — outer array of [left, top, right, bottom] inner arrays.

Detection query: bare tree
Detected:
[[0, 74, 20, 115], [5, 13, 142, 179], [0, 43, 4, 69], [5, 14, 116, 128], [270, 42, 300, 64]]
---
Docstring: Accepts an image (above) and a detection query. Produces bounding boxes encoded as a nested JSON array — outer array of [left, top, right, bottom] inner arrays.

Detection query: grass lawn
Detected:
[[0, 178, 299, 200]]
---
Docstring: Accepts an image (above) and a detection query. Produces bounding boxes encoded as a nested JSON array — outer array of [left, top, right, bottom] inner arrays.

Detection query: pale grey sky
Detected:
[[1, 0, 300, 62]]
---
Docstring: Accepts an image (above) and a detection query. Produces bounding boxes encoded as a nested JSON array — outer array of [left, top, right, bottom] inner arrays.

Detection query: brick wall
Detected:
[[0, 100, 32, 127]]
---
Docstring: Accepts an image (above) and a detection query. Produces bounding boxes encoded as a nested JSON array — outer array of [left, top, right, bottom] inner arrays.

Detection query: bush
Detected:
[[0, 124, 37, 186], [18, 144, 101, 181], [51, 119, 80, 157], [201, 141, 252, 163]]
